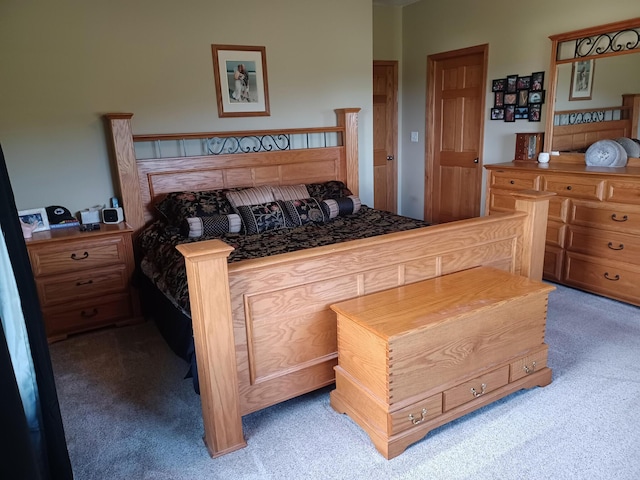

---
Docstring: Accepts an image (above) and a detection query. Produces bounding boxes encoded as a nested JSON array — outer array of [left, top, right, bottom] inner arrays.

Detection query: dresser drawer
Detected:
[[42, 293, 133, 338], [564, 252, 640, 305], [389, 394, 443, 436], [606, 179, 640, 205], [490, 171, 540, 191], [543, 175, 604, 201], [29, 235, 128, 276], [543, 245, 564, 282], [443, 366, 509, 412], [546, 220, 566, 247], [35, 264, 129, 307], [548, 197, 569, 222], [566, 225, 640, 263], [510, 345, 549, 383], [569, 200, 640, 235]]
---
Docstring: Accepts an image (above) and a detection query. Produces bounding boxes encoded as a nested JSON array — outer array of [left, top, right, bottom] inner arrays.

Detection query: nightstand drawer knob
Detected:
[[81, 308, 98, 318], [470, 383, 487, 398], [71, 251, 89, 260], [76, 279, 94, 286], [408, 408, 428, 425], [523, 361, 537, 375]]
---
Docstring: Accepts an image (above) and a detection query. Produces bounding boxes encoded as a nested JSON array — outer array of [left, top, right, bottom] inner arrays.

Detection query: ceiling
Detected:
[[373, 0, 420, 6]]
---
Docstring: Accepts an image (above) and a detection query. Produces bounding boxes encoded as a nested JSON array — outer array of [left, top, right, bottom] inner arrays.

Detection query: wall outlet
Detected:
[[411, 131, 419, 142]]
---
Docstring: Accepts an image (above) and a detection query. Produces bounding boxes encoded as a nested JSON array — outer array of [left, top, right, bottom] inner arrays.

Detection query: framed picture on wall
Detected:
[[518, 90, 529, 107], [491, 108, 505, 120], [569, 59, 595, 101], [504, 93, 517, 105], [531, 71, 544, 91], [211, 44, 270, 117], [529, 105, 542, 122], [528, 90, 545, 104], [492, 78, 506, 92], [504, 105, 516, 122], [517, 76, 531, 90], [506, 74, 518, 93], [494, 91, 505, 107], [515, 107, 529, 120]]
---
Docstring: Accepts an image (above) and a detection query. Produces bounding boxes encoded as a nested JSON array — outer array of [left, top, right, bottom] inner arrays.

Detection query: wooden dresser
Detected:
[[485, 157, 640, 307], [329, 267, 554, 459], [25, 223, 142, 342]]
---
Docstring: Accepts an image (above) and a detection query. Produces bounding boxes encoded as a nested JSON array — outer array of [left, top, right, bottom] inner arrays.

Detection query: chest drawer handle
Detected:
[[523, 361, 537, 375], [408, 408, 428, 425], [80, 308, 98, 318], [470, 383, 487, 398], [611, 214, 628, 222], [76, 279, 94, 286], [71, 252, 89, 260], [604, 272, 620, 281], [607, 242, 624, 251]]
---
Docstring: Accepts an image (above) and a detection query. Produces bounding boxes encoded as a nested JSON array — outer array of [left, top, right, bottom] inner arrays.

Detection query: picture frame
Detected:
[[528, 90, 545, 104], [211, 44, 270, 117], [569, 59, 595, 101], [494, 91, 505, 107], [504, 105, 516, 122], [18, 207, 50, 233], [518, 90, 529, 107], [504, 93, 517, 106], [492, 78, 506, 92], [506, 74, 518, 93], [528, 105, 542, 122], [530, 71, 544, 91], [491, 108, 505, 120], [515, 107, 529, 120], [517, 76, 531, 90]]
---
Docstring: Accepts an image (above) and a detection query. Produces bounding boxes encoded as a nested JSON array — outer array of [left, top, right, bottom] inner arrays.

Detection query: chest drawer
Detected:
[[35, 264, 129, 307], [569, 200, 640, 235], [543, 175, 604, 201], [443, 366, 509, 412], [29, 235, 128, 276], [490, 171, 540, 191], [389, 394, 443, 436], [566, 225, 640, 263], [510, 345, 548, 382]]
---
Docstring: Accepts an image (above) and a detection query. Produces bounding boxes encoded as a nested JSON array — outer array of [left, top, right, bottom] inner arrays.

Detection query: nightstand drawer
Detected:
[[42, 293, 133, 339], [29, 236, 128, 276], [35, 264, 129, 307], [443, 366, 509, 412]]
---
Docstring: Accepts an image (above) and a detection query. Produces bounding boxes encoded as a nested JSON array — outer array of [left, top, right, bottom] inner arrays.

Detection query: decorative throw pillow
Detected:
[[225, 185, 275, 208], [236, 201, 289, 235], [321, 195, 362, 219], [271, 184, 310, 201], [155, 189, 238, 225], [182, 214, 242, 238], [306, 181, 353, 201], [281, 197, 328, 226]]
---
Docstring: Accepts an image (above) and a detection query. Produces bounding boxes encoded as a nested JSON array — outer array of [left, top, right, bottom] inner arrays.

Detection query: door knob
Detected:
[[387, 155, 394, 161], [473, 157, 479, 163]]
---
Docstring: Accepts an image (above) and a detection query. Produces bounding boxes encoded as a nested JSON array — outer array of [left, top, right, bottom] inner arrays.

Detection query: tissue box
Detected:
[[80, 208, 101, 224]]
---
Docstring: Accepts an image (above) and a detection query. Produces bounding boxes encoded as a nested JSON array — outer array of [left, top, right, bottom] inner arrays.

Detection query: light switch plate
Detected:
[[411, 131, 419, 142]]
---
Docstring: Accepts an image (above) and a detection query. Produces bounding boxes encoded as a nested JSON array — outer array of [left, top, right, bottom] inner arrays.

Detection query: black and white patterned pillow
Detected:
[[236, 201, 290, 235], [182, 214, 242, 238], [321, 195, 361, 219]]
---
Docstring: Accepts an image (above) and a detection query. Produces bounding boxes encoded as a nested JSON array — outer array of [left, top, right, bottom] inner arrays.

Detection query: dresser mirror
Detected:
[[543, 18, 640, 159]]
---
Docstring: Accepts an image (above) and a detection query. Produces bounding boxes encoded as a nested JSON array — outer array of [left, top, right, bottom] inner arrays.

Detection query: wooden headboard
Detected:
[[552, 93, 640, 152], [104, 108, 361, 238]]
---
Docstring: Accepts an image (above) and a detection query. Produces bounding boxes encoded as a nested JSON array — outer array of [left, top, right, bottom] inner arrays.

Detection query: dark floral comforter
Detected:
[[139, 205, 430, 316]]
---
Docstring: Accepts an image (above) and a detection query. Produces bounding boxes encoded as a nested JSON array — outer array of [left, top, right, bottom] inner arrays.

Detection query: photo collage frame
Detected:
[[490, 71, 545, 122]]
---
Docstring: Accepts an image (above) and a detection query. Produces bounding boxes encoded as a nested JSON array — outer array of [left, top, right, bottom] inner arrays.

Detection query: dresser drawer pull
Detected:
[[76, 279, 94, 286], [509, 180, 515, 184], [470, 383, 487, 398], [611, 214, 628, 222], [408, 408, 428, 425], [604, 272, 620, 281], [607, 242, 624, 251], [81, 308, 98, 318], [566, 186, 572, 190], [523, 361, 537, 375], [71, 252, 89, 260]]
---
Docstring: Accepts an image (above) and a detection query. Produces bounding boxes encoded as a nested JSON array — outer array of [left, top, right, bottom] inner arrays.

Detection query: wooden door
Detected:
[[425, 45, 488, 224], [373, 61, 398, 213]]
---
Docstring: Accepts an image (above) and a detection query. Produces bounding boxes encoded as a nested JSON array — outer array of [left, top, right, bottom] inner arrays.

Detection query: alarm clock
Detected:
[[102, 207, 124, 224]]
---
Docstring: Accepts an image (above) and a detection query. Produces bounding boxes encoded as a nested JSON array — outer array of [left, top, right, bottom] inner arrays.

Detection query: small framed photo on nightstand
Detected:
[[18, 207, 50, 233]]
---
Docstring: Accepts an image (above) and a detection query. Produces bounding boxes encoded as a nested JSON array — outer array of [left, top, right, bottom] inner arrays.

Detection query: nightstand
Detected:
[[25, 223, 143, 342]]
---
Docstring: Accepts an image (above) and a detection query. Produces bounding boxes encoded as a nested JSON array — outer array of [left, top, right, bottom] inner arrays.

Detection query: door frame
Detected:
[[424, 44, 488, 223], [373, 60, 398, 213]]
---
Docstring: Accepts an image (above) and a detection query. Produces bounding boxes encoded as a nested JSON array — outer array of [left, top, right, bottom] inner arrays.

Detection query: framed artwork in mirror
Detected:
[[211, 44, 270, 117], [569, 59, 595, 101]]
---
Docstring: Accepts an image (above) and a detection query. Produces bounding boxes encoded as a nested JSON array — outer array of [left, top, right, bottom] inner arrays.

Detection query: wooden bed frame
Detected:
[[552, 93, 640, 153], [105, 108, 552, 458]]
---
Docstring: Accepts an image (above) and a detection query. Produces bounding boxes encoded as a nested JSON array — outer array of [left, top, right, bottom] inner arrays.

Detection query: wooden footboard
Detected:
[[176, 190, 552, 457]]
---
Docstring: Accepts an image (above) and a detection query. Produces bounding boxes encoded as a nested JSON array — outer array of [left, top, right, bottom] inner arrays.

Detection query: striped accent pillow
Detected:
[[321, 195, 362, 219], [225, 185, 275, 208], [271, 184, 310, 201], [182, 214, 242, 238]]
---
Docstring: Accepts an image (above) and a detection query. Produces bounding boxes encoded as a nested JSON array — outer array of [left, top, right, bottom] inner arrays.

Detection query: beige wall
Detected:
[[395, 0, 640, 219], [0, 0, 373, 215]]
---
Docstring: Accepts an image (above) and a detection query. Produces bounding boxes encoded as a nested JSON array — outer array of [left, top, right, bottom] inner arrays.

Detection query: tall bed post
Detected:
[[104, 114, 145, 234], [336, 108, 360, 196], [175, 240, 247, 457]]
